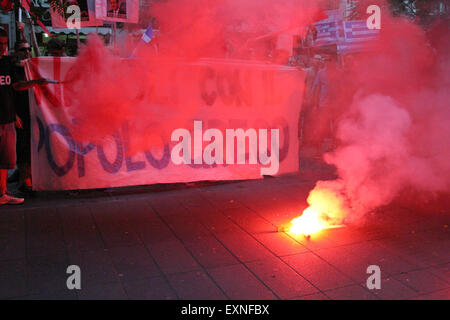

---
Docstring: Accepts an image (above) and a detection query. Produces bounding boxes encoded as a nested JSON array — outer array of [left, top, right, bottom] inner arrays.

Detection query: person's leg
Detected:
[[17, 124, 32, 189], [0, 124, 24, 205], [0, 169, 7, 195], [0, 124, 7, 195], [18, 163, 32, 188]]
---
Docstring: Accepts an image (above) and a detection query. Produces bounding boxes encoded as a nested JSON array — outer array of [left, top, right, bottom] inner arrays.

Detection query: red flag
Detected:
[[0, 0, 13, 12], [20, 0, 31, 12]]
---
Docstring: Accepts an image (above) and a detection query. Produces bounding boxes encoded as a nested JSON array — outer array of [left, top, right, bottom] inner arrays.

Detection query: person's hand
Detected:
[[17, 22, 25, 33], [15, 116, 23, 129]]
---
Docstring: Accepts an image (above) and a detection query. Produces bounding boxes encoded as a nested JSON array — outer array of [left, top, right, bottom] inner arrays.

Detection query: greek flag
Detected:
[[339, 20, 380, 53], [314, 21, 339, 46], [313, 10, 342, 47], [313, 14, 380, 53]]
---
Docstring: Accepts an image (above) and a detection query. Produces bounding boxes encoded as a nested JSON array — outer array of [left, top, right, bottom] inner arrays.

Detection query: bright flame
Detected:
[[289, 184, 348, 236], [289, 205, 328, 235]]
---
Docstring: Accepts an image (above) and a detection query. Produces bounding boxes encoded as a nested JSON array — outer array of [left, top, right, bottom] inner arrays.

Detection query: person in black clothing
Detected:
[[12, 40, 33, 193], [46, 37, 66, 57], [0, 28, 25, 204], [0, 28, 48, 205]]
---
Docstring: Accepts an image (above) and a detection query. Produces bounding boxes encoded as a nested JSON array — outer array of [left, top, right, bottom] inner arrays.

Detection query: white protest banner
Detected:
[[95, 0, 139, 23], [50, 0, 102, 29], [24, 57, 305, 191]]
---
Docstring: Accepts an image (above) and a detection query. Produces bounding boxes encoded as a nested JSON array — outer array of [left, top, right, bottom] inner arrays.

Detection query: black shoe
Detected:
[[7, 170, 19, 183], [17, 184, 35, 197]]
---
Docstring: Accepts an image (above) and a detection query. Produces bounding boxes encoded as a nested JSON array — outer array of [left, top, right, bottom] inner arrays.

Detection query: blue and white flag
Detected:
[[141, 24, 154, 43], [339, 20, 379, 53], [313, 10, 380, 54], [313, 10, 342, 47], [129, 23, 156, 58]]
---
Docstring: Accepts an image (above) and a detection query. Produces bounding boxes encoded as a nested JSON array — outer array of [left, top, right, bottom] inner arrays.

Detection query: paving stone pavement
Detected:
[[0, 168, 449, 300]]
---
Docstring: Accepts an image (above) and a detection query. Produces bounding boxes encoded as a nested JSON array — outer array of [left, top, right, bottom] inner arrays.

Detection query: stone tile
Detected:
[[137, 216, 178, 245], [184, 202, 223, 220], [375, 236, 448, 268], [78, 282, 127, 300], [168, 270, 226, 300], [116, 199, 157, 222], [0, 209, 24, 234], [428, 263, 450, 284], [287, 231, 339, 251], [108, 245, 161, 283], [416, 226, 450, 243], [315, 248, 367, 283], [253, 232, 308, 257], [247, 201, 302, 227], [199, 214, 242, 236], [343, 242, 418, 278], [291, 292, 330, 300], [371, 277, 419, 300], [324, 284, 379, 300], [26, 254, 70, 295], [20, 290, 78, 300], [0, 229, 26, 261], [246, 257, 318, 299], [410, 288, 450, 300], [177, 193, 207, 209], [402, 248, 450, 268], [202, 192, 246, 210], [25, 208, 66, 257], [147, 240, 201, 275], [0, 259, 27, 299], [223, 207, 277, 234], [315, 243, 415, 284], [184, 235, 239, 269], [59, 206, 104, 252], [321, 227, 376, 246], [163, 215, 211, 242], [393, 269, 450, 295], [282, 252, 355, 291], [149, 196, 186, 217], [68, 249, 119, 288], [123, 276, 177, 300], [207, 264, 277, 300], [91, 202, 142, 248], [215, 231, 276, 263]]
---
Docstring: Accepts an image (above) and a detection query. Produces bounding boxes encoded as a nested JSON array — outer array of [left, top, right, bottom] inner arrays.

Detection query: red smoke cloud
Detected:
[[309, 12, 450, 224], [62, 0, 449, 220], [65, 0, 325, 154]]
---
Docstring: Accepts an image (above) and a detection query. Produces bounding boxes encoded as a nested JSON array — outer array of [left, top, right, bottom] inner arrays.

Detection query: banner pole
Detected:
[[17, 7, 27, 41], [24, 10, 40, 56], [113, 22, 117, 49], [76, 29, 80, 49]]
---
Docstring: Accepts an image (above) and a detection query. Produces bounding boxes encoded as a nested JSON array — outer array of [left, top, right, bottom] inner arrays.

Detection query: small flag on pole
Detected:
[[141, 24, 154, 43], [129, 22, 156, 58]]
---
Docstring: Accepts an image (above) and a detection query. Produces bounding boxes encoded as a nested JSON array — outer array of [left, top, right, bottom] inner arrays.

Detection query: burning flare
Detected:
[[289, 183, 348, 236], [290, 205, 329, 235]]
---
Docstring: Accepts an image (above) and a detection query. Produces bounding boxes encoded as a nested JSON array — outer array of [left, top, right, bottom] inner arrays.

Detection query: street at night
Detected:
[[0, 0, 449, 307]]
